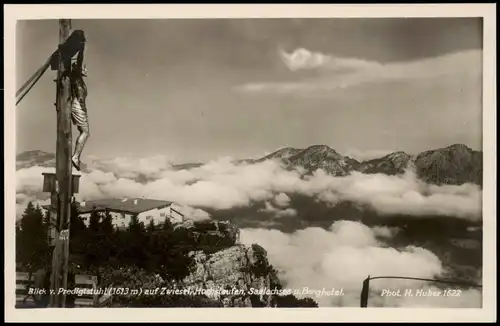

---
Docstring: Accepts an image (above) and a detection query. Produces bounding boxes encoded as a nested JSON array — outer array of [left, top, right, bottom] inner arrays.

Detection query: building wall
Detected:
[[80, 211, 132, 230], [169, 203, 185, 223], [109, 211, 131, 229], [138, 204, 184, 226], [78, 204, 185, 230]]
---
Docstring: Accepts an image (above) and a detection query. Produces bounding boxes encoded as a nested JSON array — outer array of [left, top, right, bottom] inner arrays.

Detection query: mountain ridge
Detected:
[[16, 143, 483, 186]]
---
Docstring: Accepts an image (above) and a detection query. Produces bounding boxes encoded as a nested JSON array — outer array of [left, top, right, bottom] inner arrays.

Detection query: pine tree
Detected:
[[20, 201, 37, 233], [88, 207, 101, 233], [128, 214, 143, 234], [70, 200, 87, 236], [82, 207, 110, 269], [18, 202, 49, 268], [122, 214, 146, 267], [163, 215, 174, 232], [147, 219, 155, 233], [69, 200, 88, 263], [100, 210, 114, 236]]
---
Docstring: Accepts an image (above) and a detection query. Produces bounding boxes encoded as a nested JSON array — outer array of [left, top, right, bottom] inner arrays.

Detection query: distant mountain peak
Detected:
[[297, 145, 343, 158], [15, 143, 482, 186], [357, 151, 412, 175], [446, 143, 472, 150], [16, 150, 53, 160], [382, 151, 412, 164], [304, 144, 337, 152], [255, 147, 303, 163], [386, 150, 409, 156], [415, 143, 482, 186], [16, 150, 56, 170], [287, 145, 351, 176], [273, 146, 302, 154], [419, 143, 475, 157]]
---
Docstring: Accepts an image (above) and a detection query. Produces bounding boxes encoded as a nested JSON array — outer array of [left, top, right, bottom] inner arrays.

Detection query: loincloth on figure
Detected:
[[71, 97, 89, 129]]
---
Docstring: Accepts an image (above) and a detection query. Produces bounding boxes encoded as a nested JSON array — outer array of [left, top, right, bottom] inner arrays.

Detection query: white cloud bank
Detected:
[[274, 192, 291, 207], [240, 220, 482, 308], [16, 156, 482, 222], [259, 201, 297, 218], [279, 47, 381, 72], [235, 48, 482, 94]]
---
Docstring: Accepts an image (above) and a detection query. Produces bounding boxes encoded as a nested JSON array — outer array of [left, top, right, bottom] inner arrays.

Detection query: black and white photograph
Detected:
[[5, 3, 496, 323]]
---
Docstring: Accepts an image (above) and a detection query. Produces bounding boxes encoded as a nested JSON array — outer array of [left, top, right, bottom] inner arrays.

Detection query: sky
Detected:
[[15, 18, 483, 163]]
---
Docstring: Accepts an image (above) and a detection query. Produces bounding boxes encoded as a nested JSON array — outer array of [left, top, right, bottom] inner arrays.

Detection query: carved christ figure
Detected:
[[69, 59, 90, 171]]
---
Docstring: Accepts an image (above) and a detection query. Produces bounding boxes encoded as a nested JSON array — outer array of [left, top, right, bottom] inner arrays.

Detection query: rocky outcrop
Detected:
[[414, 144, 482, 186], [172, 221, 278, 307], [174, 219, 241, 250], [287, 145, 353, 176], [181, 244, 280, 307], [254, 147, 304, 165], [74, 219, 318, 308], [357, 151, 413, 175]]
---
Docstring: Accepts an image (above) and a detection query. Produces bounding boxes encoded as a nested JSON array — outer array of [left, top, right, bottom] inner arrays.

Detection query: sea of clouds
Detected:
[[240, 221, 481, 308], [16, 155, 482, 222], [15, 155, 482, 308]]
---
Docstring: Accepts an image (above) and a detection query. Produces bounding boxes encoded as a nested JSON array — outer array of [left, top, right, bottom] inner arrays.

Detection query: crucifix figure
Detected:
[[69, 51, 89, 171]]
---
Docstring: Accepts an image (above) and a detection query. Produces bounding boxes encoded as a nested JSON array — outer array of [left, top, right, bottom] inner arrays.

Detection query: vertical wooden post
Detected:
[[50, 18, 73, 308], [360, 276, 371, 308]]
